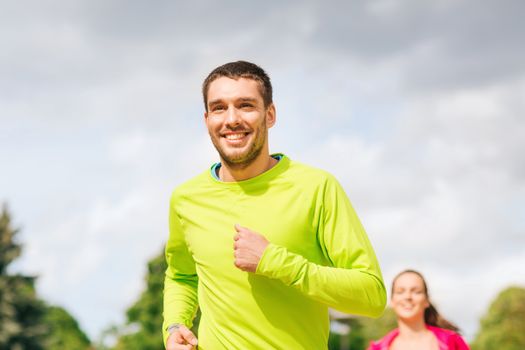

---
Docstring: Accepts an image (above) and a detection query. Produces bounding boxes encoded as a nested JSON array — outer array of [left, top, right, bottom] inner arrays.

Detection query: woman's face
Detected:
[[390, 272, 430, 322]]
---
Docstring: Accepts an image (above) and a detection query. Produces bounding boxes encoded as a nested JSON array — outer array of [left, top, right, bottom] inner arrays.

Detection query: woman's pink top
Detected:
[[367, 325, 470, 350]]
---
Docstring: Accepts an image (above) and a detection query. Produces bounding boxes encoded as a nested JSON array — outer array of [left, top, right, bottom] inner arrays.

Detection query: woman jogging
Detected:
[[368, 270, 470, 350]]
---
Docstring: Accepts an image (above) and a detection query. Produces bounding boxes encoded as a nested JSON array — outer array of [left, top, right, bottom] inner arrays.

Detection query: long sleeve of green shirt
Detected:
[[163, 206, 198, 334], [256, 173, 386, 317]]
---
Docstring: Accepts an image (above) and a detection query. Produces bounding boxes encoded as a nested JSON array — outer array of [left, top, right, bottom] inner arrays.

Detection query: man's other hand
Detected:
[[166, 325, 198, 350], [233, 224, 269, 272]]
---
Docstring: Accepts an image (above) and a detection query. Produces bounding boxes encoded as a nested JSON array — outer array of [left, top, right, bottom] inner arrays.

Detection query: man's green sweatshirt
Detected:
[[163, 154, 386, 349]]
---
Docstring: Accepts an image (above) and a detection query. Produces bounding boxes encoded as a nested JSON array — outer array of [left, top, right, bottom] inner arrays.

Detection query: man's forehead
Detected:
[[208, 76, 260, 89], [207, 77, 263, 101]]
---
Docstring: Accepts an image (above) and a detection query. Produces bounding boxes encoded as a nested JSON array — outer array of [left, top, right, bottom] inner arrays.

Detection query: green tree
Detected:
[[471, 286, 525, 350], [359, 307, 397, 344], [42, 305, 92, 350], [114, 252, 166, 350], [113, 250, 200, 350], [328, 317, 366, 350], [0, 205, 21, 274], [328, 308, 397, 350], [1, 204, 92, 349], [0, 205, 47, 349]]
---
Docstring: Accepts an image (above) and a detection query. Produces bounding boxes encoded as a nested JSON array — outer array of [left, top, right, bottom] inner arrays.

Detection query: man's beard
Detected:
[[211, 121, 267, 170]]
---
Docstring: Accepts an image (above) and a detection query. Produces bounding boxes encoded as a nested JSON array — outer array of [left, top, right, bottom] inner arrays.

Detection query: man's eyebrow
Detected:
[[238, 97, 257, 102], [208, 99, 224, 107], [208, 99, 222, 107]]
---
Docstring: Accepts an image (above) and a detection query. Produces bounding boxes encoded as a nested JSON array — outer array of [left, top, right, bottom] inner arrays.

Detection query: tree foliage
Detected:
[[328, 308, 397, 350], [359, 307, 397, 344], [1, 204, 92, 350], [471, 286, 525, 350], [112, 250, 200, 350], [0, 205, 47, 349], [0, 205, 22, 274], [42, 305, 92, 350], [113, 252, 166, 350], [328, 317, 366, 350]]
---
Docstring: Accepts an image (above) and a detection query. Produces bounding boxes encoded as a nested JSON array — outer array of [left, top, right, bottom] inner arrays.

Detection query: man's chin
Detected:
[[220, 145, 249, 159], [221, 150, 260, 168], [223, 155, 251, 166]]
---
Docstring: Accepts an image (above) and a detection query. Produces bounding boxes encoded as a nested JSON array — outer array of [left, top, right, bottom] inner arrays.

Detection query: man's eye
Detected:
[[240, 103, 253, 108], [213, 106, 225, 112]]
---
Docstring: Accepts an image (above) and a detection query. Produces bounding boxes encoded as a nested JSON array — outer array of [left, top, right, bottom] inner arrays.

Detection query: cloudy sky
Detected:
[[1, 0, 524, 342]]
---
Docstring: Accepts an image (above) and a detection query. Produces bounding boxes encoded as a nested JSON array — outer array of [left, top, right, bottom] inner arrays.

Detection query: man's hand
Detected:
[[233, 224, 269, 272], [166, 325, 198, 350]]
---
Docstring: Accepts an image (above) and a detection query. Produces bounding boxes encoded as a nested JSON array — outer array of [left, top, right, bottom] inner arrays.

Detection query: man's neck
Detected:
[[219, 154, 278, 182]]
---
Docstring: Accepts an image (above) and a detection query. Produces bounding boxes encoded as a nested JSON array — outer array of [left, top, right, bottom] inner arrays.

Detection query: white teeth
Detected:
[[225, 133, 245, 140]]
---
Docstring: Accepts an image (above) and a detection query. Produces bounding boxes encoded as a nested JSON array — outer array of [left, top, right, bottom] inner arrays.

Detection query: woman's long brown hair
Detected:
[[392, 269, 461, 333]]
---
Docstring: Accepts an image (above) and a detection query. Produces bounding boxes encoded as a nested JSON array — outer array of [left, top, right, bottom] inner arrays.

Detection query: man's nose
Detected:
[[225, 106, 241, 126]]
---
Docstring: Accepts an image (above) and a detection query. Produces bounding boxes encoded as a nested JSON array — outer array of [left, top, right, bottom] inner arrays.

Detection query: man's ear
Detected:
[[266, 103, 276, 128]]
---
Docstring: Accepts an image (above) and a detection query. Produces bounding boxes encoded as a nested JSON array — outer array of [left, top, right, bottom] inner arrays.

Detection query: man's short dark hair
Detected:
[[202, 61, 273, 111]]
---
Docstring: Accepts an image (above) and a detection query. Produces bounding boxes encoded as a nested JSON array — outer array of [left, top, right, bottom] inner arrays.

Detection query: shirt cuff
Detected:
[[256, 242, 306, 285]]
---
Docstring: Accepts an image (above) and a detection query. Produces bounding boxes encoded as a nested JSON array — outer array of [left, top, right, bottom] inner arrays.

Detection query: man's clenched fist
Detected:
[[166, 325, 198, 350], [233, 224, 269, 272]]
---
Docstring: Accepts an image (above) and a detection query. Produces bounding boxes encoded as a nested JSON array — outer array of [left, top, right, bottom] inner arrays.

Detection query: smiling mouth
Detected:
[[223, 132, 250, 141]]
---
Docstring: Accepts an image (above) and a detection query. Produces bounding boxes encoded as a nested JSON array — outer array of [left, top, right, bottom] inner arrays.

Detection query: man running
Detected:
[[163, 61, 386, 350]]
